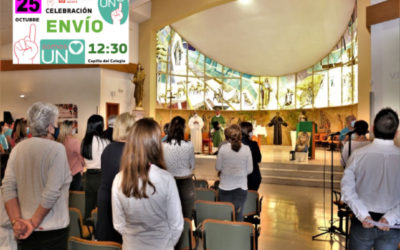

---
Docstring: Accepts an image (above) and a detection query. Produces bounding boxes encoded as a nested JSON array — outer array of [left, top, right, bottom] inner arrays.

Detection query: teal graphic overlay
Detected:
[[98, 0, 129, 25], [41, 39, 85, 64]]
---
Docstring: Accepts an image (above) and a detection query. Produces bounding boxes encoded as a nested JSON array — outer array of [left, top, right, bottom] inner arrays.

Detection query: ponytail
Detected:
[[225, 124, 242, 152]]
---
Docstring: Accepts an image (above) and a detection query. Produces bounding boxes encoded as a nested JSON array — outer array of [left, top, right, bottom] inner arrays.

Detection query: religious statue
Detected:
[[261, 78, 272, 108], [268, 112, 288, 145], [188, 112, 204, 153], [284, 88, 294, 106], [132, 64, 145, 108], [298, 110, 308, 122], [210, 108, 226, 148]]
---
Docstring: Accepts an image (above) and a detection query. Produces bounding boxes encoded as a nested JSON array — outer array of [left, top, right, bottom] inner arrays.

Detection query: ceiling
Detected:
[[172, 0, 355, 76]]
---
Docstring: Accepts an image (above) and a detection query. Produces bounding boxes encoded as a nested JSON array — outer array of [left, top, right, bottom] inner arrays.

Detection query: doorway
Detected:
[[106, 103, 119, 128]]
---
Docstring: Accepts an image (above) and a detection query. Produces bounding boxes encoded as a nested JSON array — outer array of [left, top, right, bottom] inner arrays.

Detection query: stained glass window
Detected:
[[278, 75, 295, 110], [241, 74, 259, 110], [296, 69, 313, 109], [329, 67, 342, 107], [314, 71, 328, 108], [156, 22, 358, 111]]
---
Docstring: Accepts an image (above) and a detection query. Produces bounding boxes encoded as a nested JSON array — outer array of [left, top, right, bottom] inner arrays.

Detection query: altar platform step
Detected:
[[260, 163, 343, 188]]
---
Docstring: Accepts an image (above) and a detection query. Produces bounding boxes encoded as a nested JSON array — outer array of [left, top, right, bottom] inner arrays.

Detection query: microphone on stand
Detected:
[[345, 130, 357, 136], [328, 131, 340, 137]]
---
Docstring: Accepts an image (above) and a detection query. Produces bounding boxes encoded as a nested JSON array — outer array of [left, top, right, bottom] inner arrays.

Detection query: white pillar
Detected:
[[370, 15, 400, 145]]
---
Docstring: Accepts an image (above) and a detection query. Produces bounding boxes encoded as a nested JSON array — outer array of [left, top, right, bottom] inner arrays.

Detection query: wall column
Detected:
[[367, 0, 400, 145]]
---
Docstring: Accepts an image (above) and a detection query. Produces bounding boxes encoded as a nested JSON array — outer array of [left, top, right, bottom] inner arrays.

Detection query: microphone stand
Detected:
[[312, 134, 345, 241]]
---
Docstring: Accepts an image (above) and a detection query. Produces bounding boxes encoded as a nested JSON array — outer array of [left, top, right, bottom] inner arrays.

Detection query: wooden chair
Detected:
[[202, 132, 213, 154], [243, 191, 263, 222], [242, 191, 263, 249], [195, 188, 217, 202], [332, 135, 341, 150], [202, 219, 255, 250], [68, 236, 122, 250], [85, 208, 98, 237], [333, 191, 352, 247], [194, 200, 235, 228], [313, 133, 321, 147], [319, 133, 329, 147], [175, 218, 196, 250], [69, 191, 85, 218], [69, 208, 93, 239]]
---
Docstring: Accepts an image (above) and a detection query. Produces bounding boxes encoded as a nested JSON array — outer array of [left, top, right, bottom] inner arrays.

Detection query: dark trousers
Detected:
[[349, 217, 400, 250], [17, 227, 68, 250], [175, 177, 195, 219], [1, 153, 9, 182], [85, 170, 101, 220], [219, 188, 247, 221], [69, 173, 82, 191]]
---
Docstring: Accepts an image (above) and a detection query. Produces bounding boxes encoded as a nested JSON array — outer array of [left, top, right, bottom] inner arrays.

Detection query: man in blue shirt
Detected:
[[339, 115, 356, 141], [0, 122, 9, 152]]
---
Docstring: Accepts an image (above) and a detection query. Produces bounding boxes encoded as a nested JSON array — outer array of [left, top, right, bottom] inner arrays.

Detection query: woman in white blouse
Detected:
[[163, 116, 195, 219], [81, 115, 109, 220], [216, 124, 253, 221], [112, 118, 183, 250]]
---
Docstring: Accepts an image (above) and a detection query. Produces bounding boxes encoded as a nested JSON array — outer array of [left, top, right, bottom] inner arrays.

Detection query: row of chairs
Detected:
[[68, 179, 262, 250], [314, 133, 340, 149], [175, 218, 256, 250], [68, 237, 121, 250], [193, 179, 263, 226]]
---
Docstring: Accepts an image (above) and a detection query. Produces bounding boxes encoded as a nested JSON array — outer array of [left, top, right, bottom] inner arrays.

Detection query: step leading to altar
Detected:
[[193, 145, 344, 189]]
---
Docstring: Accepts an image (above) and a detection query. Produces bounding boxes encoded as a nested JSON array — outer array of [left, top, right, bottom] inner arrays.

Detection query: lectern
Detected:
[[296, 121, 317, 160]]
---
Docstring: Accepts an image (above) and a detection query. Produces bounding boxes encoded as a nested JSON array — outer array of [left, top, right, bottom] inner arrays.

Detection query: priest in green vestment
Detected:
[[210, 108, 226, 148]]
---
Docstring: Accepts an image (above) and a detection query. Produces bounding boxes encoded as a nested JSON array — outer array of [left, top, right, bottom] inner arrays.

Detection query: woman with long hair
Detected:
[[96, 112, 135, 243], [240, 122, 262, 191], [11, 118, 27, 148], [58, 120, 84, 191], [163, 116, 195, 219], [81, 115, 109, 220], [112, 118, 183, 249], [216, 124, 253, 221]]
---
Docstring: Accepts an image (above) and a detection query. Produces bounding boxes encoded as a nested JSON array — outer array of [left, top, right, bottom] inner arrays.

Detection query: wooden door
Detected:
[[105, 103, 119, 128]]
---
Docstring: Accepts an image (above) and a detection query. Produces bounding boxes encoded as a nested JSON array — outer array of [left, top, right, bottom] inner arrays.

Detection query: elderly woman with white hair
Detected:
[[1, 102, 71, 249]]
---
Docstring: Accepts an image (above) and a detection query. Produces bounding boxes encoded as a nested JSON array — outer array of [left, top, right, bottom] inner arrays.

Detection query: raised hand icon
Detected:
[[14, 24, 38, 64], [111, 2, 123, 24]]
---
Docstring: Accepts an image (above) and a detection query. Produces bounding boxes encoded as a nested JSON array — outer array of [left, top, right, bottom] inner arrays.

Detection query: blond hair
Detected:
[[112, 112, 136, 141], [57, 120, 73, 143]]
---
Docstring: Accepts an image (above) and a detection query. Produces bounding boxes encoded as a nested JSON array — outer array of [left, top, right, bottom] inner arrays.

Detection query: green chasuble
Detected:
[[211, 115, 226, 147]]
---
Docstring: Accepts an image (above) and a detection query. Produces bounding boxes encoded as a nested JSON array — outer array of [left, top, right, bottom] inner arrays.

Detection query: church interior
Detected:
[[1, 0, 400, 249]]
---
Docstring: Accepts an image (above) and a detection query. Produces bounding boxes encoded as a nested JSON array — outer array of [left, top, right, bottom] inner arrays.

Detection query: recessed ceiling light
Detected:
[[238, 0, 252, 4], [19, 94, 25, 98]]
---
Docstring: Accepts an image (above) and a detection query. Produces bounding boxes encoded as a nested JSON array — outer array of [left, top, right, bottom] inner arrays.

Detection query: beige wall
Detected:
[[99, 69, 135, 120], [0, 69, 101, 138], [138, 0, 233, 117]]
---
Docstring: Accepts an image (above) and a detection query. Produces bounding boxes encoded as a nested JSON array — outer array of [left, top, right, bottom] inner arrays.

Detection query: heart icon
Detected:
[[69, 41, 84, 55]]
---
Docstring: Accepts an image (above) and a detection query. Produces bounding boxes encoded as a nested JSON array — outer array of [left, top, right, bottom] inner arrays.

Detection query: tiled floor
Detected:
[[194, 145, 348, 250], [257, 183, 346, 250]]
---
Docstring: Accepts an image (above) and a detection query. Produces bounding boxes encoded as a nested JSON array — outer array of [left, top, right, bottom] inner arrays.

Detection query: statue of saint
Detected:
[[132, 64, 145, 108]]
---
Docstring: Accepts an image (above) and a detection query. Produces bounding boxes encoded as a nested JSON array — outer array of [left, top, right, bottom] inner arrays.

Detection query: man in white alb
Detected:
[[188, 112, 204, 154], [341, 108, 400, 250]]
